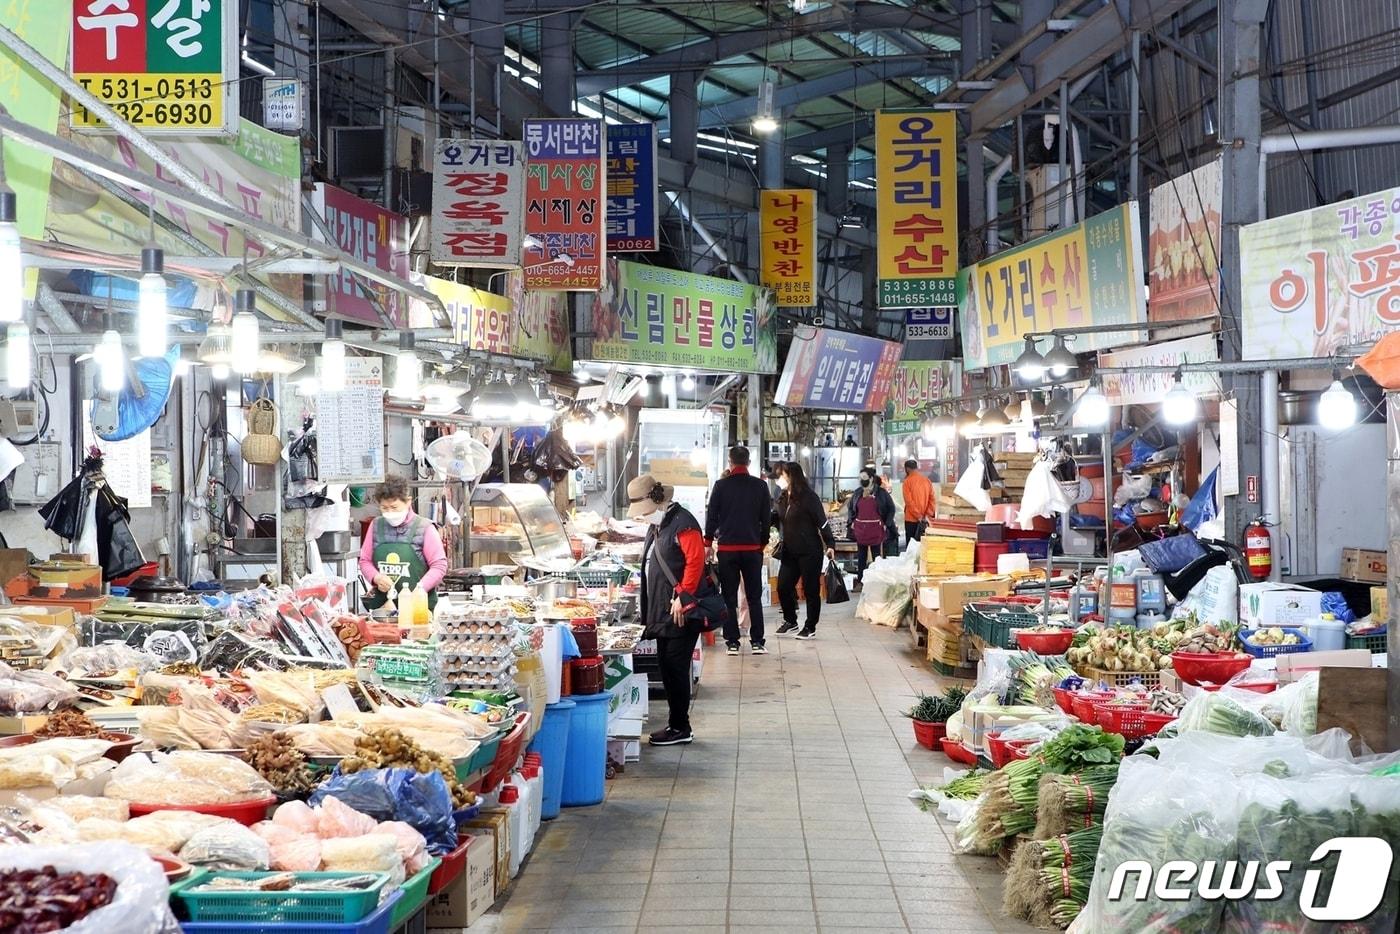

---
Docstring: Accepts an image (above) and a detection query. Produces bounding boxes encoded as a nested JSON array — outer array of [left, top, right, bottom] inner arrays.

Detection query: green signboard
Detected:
[[884, 360, 961, 435]]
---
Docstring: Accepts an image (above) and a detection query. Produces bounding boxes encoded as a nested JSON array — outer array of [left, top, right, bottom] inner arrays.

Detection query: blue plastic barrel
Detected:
[[526, 699, 575, 820], [560, 691, 612, 807]]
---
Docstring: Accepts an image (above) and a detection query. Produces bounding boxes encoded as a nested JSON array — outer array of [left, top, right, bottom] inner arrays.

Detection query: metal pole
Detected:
[[1129, 30, 1141, 202], [1261, 368, 1281, 580], [1102, 424, 1114, 574], [986, 154, 1012, 254], [383, 48, 396, 211], [1058, 79, 1070, 229]]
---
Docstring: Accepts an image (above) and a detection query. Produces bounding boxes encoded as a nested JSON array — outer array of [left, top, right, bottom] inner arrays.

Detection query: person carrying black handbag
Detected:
[[772, 462, 836, 640]]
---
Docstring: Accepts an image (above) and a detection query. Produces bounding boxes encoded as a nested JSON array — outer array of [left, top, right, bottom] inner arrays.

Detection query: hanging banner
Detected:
[[905, 307, 953, 341], [417, 275, 515, 353], [430, 139, 523, 267], [523, 118, 606, 290], [1148, 158, 1222, 322], [884, 361, 961, 435], [410, 273, 571, 370], [311, 183, 410, 327], [759, 188, 817, 307], [1240, 184, 1400, 360], [774, 325, 903, 412], [605, 122, 658, 252], [591, 260, 776, 373], [508, 272, 572, 371], [2, 1, 69, 248], [1098, 334, 1221, 406], [876, 110, 959, 308], [958, 202, 1147, 370], [70, 0, 237, 134]]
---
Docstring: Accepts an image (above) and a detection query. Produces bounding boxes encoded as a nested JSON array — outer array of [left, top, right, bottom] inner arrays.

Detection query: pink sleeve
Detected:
[[358, 522, 378, 581], [418, 523, 450, 592]]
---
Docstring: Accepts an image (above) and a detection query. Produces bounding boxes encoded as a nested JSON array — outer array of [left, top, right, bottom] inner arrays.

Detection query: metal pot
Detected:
[[527, 577, 578, 603]]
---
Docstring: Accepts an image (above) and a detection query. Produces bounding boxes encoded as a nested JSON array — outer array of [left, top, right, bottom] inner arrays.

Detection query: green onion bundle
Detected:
[[1035, 765, 1119, 839], [1003, 824, 1102, 929], [937, 768, 990, 801]]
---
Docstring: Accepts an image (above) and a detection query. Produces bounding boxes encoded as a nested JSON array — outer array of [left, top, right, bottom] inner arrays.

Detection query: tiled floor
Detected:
[[478, 600, 1033, 933]]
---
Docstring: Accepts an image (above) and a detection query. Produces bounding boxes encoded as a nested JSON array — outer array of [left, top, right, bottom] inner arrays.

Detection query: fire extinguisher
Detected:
[[1243, 518, 1273, 581]]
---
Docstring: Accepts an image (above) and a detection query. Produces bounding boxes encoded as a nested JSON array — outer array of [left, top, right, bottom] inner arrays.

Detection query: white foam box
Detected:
[[1275, 649, 1374, 684], [1239, 582, 1323, 630], [608, 716, 645, 740]]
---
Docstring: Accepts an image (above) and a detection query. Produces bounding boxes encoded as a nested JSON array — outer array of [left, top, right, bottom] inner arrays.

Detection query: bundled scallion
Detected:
[[1035, 765, 1119, 839], [1003, 823, 1103, 929]]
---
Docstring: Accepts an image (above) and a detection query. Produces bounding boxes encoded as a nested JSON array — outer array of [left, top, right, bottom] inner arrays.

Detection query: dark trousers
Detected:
[[855, 543, 879, 581], [717, 550, 766, 646], [905, 520, 924, 544], [657, 628, 701, 733], [777, 553, 824, 631]]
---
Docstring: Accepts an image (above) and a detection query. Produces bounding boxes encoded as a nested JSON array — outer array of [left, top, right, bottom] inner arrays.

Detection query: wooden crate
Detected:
[[1075, 664, 1163, 690]]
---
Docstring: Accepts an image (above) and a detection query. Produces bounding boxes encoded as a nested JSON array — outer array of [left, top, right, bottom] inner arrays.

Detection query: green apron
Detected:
[[362, 516, 439, 611]]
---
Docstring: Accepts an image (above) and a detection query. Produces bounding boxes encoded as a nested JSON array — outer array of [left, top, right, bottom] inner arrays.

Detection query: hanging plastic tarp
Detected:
[[1180, 467, 1220, 531], [90, 348, 180, 441]]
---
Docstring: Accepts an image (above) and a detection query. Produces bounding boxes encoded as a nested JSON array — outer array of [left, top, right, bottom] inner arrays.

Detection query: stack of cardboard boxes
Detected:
[[919, 575, 1012, 677], [993, 452, 1036, 505]]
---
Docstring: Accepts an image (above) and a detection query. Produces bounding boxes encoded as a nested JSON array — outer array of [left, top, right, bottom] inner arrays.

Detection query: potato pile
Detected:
[[342, 727, 476, 809]]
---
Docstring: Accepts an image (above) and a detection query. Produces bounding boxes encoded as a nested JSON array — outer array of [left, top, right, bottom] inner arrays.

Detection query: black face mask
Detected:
[[861, 478, 871, 488]]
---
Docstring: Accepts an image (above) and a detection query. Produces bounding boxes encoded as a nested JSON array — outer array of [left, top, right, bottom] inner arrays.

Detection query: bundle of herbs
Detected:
[[1006, 652, 1076, 707], [1003, 824, 1103, 929], [1034, 764, 1119, 838], [904, 686, 967, 723], [1037, 724, 1125, 773]]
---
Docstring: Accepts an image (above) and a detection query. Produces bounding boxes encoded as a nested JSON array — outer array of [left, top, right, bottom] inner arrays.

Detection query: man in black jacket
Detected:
[[705, 446, 772, 655]]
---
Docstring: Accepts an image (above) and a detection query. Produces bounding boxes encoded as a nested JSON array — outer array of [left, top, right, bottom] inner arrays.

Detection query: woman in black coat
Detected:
[[772, 462, 836, 640]]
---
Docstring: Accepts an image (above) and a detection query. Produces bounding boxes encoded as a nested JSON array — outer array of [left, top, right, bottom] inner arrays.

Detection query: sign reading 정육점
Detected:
[[70, 0, 237, 134], [759, 189, 817, 307], [877, 110, 959, 308], [605, 123, 658, 252], [431, 139, 523, 268], [905, 307, 952, 341], [523, 118, 606, 290], [774, 325, 904, 412]]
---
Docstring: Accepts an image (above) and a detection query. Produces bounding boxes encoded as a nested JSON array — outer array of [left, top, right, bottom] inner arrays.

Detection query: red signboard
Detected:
[[523, 118, 606, 291], [312, 183, 410, 327]]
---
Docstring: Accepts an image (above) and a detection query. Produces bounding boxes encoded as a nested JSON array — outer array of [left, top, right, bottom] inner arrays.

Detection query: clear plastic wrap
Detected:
[[0, 841, 179, 934], [103, 751, 273, 805], [0, 662, 79, 714], [315, 795, 378, 839], [19, 793, 127, 824], [180, 821, 271, 871], [378, 820, 430, 874], [320, 833, 405, 887], [58, 643, 160, 676], [1174, 689, 1278, 738], [0, 738, 113, 790]]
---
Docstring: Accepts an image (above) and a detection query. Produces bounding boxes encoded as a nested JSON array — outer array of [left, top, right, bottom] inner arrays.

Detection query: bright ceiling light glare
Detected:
[[920, 413, 939, 443], [230, 290, 260, 373], [1077, 379, 1110, 427], [0, 189, 21, 324], [1318, 373, 1358, 430], [682, 372, 697, 392], [753, 76, 779, 134], [392, 332, 420, 399], [933, 413, 956, 440], [137, 247, 168, 359], [689, 443, 707, 467], [95, 328, 126, 394], [1043, 335, 1077, 378], [1013, 335, 1046, 383], [1162, 370, 1198, 426], [321, 318, 346, 393]]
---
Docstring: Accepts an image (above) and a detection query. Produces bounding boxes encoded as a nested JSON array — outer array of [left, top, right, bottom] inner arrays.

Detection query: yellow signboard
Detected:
[[876, 111, 959, 308], [759, 188, 817, 306]]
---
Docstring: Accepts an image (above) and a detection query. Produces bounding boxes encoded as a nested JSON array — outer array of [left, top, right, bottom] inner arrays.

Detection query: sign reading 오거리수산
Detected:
[[957, 202, 1147, 370], [590, 260, 777, 373], [884, 361, 962, 435], [774, 325, 904, 413], [877, 110, 959, 308], [523, 118, 606, 290], [312, 183, 411, 327], [606, 122, 659, 252], [431, 139, 524, 268], [759, 189, 817, 307], [1240, 184, 1400, 360], [70, 0, 237, 134]]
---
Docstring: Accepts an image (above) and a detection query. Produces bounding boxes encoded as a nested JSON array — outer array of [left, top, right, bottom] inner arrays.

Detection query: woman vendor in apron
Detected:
[[359, 475, 449, 611]]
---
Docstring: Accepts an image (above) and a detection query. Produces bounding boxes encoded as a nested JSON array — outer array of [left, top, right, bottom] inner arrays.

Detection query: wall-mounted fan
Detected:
[[90, 348, 180, 441]]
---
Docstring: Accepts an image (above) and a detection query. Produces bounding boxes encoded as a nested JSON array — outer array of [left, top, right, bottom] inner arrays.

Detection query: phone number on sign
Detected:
[[73, 74, 221, 128]]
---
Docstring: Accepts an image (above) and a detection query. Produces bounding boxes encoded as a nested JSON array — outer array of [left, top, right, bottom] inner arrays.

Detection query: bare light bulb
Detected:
[[96, 329, 126, 393], [0, 192, 21, 324], [137, 248, 168, 358], [322, 319, 346, 392], [5, 322, 29, 391], [1318, 379, 1357, 430]]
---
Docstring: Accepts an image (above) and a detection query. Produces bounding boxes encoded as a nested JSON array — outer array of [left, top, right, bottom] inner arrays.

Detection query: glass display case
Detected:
[[468, 483, 571, 566]]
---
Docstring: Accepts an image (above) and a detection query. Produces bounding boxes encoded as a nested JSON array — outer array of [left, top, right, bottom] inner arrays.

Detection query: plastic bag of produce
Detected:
[[1173, 564, 1238, 628], [1174, 688, 1277, 738], [181, 821, 271, 871], [316, 795, 379, 839], [378, 820, 430, 874], [1262, 671, 1319, 736], [104, 751, 273, 805], [269, 800, 320, 835], [0, 841, 178, 934], [252, 821, 324, 872], [320, 833, 405, 886], [0, 662, 79, 714], [310, 767, 457, 855]]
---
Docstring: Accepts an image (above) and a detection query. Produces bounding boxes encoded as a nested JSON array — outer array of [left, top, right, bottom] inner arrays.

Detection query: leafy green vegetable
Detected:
[[1036, 724, 1126, 774], [903, 686, 967, 723]]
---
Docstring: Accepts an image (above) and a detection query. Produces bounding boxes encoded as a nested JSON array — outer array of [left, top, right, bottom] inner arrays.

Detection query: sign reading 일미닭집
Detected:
[[431, 139, 523, 267], [759, 189, 818, 307], [605, 123, 659, 252], [70, 0, 237, 134], [312, 183, 410, 327], [876, 110, 959, 309], [774, 325, 904, 412], [523, 118, 606, 290]]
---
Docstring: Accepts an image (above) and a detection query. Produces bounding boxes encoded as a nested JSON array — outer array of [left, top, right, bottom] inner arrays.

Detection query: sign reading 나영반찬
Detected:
[[775, 325, 903, 412], [431, 139, 523, 267], [1240, 184, 1400, 360], [605, 122, 658, 252], [958, 202, 1147, 370], [759, 189, 817, 307], [70, 0, 237, 134], [523, 118, 606, 290], [885, 361, 961, 435], [876, 110, 959, 308], [591, 260, 777, 373]]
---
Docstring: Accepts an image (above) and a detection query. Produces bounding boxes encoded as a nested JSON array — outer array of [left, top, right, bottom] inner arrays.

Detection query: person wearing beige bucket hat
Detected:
[[630, 473, 708, 745]]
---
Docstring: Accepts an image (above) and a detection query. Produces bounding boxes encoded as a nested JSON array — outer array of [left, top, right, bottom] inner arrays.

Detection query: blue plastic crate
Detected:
[[1008, 538, 1053, 559], [181, 891, 401, 934], [1239, 628, 1313, 658]]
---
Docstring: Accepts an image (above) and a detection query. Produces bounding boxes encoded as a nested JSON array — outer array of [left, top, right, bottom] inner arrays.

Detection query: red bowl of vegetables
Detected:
[[1170, 651, 1253, 686], [1014, 628, 1075, 655]]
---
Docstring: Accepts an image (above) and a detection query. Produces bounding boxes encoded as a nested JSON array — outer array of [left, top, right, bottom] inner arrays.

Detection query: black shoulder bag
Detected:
[[655, 555, 729, 633]]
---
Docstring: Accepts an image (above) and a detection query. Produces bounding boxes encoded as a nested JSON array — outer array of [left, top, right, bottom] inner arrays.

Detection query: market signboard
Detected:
[[775, 325, 903, 412], [311, 183, 410, 327], [605, 122, 658, 252], [876, 110, 958, 308], [509, 272, 572, 371], [958, 202, 1147, 370], [430, 139, 523, 267], [1240, 184, 1400, 360], [523, 118, 606, 290], [2, 2, 70, 247], [1148, 158, 1221, 322], [905, 307, 953, 341], [759, 188, 817, 307], [885, 360, 961, 435], [591, 260, 777, 373], [419, 274, 515, 353], [1098, 333, 1221, 406], [70, 0, 237, 134]]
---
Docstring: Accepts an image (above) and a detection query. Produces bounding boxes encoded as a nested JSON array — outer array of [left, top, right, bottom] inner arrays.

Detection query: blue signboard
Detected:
[[905, 307, 953, 340], [606, 122, 659, 252]]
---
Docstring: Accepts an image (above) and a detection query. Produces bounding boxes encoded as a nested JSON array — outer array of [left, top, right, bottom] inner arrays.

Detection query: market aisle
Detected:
[[478, 601, 1036, 934]]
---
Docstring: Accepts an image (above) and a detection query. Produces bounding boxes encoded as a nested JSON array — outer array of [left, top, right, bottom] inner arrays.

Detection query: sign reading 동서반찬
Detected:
[[775, 325, 903, 412], [1240, 185, 1400, 360], [591, 260, 777, 373], [958, 202, 1147, 370], [876, 110, 959, 308], [884, 361, 961, 435], [70, 0, 237, 134], [431, 139, 523, 267], [523, 118, 606, 290], [759, 189, 817, 306]]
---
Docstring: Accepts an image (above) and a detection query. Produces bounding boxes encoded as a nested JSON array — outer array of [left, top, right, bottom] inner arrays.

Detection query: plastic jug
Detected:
[[1105, 567, 1137, 623], [1308, 613, 1346, 651], [1136, 611, 1166, 631], [499, 784, 529, 878], [1070, 580, 1098, 621], [395, 584, 413, 630], [412, 583, 431, 626], [509, 771, 537, 852], [1133, 569, 1167, 615], [521, 753, 544, 837]]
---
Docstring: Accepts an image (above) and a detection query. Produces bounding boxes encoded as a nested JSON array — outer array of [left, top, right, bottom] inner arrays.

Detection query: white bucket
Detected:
[[1306, 615, 1346, 652], [541, 623, 563, 703]]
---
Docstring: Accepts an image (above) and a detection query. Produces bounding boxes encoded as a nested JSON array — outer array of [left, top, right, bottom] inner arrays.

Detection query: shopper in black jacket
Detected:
[[704, 446, 772, 655], [772, 462, 836, 640]]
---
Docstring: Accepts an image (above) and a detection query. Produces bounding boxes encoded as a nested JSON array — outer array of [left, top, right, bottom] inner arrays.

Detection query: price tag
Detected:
[[322, 683, 360, 719]]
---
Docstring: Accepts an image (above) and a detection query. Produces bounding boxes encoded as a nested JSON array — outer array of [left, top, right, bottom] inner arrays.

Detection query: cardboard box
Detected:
[[1275, 649, 1374, 684], [0, 714, 50, 736], [1341, 548, 1387, 584], [26, 559, 102, 599], [427, 833, 495, 929], [5, 605, 76, 630], [926, 626, 961, 666], [461, 810, 510, 896], [1371, 586, 1388, 623], [937, 576, 1012, 616], [1239, 583, 1323, 630]]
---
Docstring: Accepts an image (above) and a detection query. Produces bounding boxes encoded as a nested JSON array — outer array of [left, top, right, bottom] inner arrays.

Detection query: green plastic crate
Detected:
[[1345, 632, 1387, 654], [172, 871, 391, 924], [963, 604, 1040, 649], [388, 858, 441, 929]]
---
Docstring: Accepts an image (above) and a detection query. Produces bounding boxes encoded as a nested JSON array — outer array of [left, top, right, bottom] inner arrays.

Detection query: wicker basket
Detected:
[[242, 399, 282, 465]]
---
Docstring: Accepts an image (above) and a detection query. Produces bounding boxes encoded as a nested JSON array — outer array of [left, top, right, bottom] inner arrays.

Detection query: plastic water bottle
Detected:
[[1308, 612, 1346, 651]]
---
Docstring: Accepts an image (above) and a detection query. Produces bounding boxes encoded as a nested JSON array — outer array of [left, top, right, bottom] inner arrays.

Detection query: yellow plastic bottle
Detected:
[[412, 582, 431, 627], [395, 583, 413, 632]]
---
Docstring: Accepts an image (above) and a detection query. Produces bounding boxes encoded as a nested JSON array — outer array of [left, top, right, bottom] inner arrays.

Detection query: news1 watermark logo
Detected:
[[1107, 837, 1395, 921]]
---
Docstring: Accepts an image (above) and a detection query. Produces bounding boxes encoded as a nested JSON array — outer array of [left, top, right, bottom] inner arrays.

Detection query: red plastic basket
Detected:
[[940, 736, 978, 765], [1095, 701, 1152, 739], [1070, 691, 1116, 723], [987, 733, 1036, 769], [1170, 651, 1253, 686], [480, 711, 532, 793], [911, 719, 947, 750], [1014, 629, 1075, 655], [1053, 687, 1076, 714], [128, 796, 275, 827], [428, 834, 471, 895], [1141, 712, 1178, 734]]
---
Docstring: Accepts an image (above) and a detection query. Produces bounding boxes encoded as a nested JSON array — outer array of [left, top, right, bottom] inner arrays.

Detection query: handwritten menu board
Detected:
[[317, 358, 385, 484], [82, 410, 152, 509]]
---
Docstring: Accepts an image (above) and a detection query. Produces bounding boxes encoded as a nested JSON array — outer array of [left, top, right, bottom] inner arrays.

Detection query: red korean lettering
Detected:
[[1348, 239, 1400, 325]]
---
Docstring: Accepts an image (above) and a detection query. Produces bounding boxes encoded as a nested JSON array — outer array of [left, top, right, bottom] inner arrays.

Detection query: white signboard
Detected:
[[82, 413, 152, 509], [1219, 398, 1240, 497], [1097, 333, 1221, 406], [263, 78, 303, 132], [317, 358, 386, 484], [431, 139, 523, 267]]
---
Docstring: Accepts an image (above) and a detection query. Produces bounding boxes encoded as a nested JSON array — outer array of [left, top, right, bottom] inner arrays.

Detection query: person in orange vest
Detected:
[[901, 458, 936, 545]]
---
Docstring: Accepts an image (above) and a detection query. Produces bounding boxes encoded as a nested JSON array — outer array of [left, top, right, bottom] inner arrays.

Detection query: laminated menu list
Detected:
[[318, 357, 386, 483]]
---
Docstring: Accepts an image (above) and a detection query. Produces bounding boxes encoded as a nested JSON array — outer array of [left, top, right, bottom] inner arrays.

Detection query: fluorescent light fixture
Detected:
[[392, 332, 420, 398], [1318, 374, 1357, 430], [137, 247, 168, 358], [5, 322, 29, 391], [230, 290, 260, 373], [0, 190, 20, 324], [95, 328, 125, 394], [1162, 370, 1197, 425], [321, 318, 346, 392]]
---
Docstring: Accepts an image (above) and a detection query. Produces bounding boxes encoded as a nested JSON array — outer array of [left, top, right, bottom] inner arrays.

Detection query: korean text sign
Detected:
[[1098, 334, 1220, 406], [957, 202, 1147, 370], [1240, 185, 1400, 359], [424, 275, 515, 353], [606, 123, 658, 252], [71, 0, 237, 134], [1148, 158, 1221, 322], [312, 183, 410, 327], [759, 189, 817, 307], [877, 110, 959, 308], [885, 361, 961, 435], [431, 139, 523, 267], [524, 118, 606, 290], [775, 325, 904, 412], [591, 260, 777, 373]]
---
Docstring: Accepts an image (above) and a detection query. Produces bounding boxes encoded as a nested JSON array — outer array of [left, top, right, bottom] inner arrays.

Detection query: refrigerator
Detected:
[[1277, 423, 1387, 579]]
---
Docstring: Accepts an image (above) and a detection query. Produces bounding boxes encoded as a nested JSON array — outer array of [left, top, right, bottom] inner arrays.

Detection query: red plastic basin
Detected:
[[127, 796, 276, 827], [1014, 629, 1075, 655], [1171, 651, 1253, 686]]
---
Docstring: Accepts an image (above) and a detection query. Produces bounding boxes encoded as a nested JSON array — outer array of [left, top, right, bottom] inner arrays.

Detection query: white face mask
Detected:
[[776, 476, 790, 490], [381, 510, 409, 527], [643, 509, 666, 526]]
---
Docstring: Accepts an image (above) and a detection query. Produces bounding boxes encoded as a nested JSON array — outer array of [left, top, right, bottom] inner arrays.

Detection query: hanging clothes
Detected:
[[38, 451, 146, 581]]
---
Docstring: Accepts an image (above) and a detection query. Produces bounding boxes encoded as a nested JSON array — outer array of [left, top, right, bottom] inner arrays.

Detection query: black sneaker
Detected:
[[795, 627, 817, 640], [726, 642, 740, 656], [750, 642, 767, 655], [776, 622, 799, 635], [648, 727, 693, 746]]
